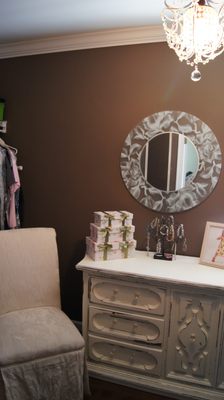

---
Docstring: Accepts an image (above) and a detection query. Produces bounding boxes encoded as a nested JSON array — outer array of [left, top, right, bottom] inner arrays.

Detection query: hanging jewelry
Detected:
[[172, 241, 177, 259], [147, 215, 187, 260], [146, 228, 150, 256], [182, 237, 188, 252], [177, 224, 185, 240], [155, 218, 160, 238], [167, 223, 174, 242], [156, 238, 162, 254], [150, 217, 158, 230], [160, 224, 168, 237]]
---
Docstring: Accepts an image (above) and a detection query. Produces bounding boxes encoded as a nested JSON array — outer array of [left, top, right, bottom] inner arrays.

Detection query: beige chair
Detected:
[[0, 227, 88, 400]]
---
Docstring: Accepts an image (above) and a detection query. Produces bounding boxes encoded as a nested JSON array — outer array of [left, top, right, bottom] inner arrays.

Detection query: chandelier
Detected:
[[161, 0, 224, 81]]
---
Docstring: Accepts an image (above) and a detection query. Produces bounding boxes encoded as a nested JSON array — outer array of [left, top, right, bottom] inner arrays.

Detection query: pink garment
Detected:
[[7, 149, 20, 228]]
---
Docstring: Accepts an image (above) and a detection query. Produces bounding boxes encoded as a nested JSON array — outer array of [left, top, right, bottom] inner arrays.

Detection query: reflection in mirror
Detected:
[[140, 132, 199, 191]]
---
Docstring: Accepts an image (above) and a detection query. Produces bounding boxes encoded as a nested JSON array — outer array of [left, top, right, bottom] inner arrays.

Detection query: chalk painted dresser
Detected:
[[76, 251, 224, 400]]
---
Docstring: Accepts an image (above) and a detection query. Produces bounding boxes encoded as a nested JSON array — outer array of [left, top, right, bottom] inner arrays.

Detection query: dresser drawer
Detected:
[[90, 277, 166, 315], [89, 305, 165, 345], [88, 334, 163, 376]]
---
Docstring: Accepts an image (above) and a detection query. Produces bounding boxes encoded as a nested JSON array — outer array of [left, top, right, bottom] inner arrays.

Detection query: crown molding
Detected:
[[0, 25, 165, 59]]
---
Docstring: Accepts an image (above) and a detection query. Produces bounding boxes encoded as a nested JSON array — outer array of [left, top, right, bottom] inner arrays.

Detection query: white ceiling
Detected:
[[0, 0, 165, 58], [1, 0, 164, 42]]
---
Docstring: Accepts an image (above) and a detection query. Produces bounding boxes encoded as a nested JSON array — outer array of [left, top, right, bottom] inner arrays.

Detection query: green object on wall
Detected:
[[0, 98, 5, 121]]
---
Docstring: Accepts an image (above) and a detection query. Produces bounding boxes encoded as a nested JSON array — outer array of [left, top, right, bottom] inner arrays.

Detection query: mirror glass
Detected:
[[140, 132, 199, 191], [120, 111, 222, 213]]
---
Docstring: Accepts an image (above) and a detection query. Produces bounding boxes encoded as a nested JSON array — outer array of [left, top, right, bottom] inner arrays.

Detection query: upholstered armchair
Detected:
[[0, 228, 88, 400]]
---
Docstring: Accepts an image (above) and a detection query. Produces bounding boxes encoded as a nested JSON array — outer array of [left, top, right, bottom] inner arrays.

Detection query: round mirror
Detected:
[[140, 132, 199, 192], [120, 111, 222, 213]]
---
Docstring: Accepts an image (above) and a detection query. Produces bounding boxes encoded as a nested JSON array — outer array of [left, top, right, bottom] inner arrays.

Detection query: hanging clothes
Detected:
[[7, 148, 20, 228], [0, 147, 6, 230], [0, 139, 21, 230]]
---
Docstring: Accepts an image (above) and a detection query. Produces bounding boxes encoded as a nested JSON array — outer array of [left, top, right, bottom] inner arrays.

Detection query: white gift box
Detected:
[[94, 211, 122, 228], [86, 236, 137, 261], [87, 247, 122, 261], [119, 211, 133, 226], [119, 239, 137, 258], [86, 236, 120, 251], [90, 223, 135, 244], [86, 236, 120, 261]]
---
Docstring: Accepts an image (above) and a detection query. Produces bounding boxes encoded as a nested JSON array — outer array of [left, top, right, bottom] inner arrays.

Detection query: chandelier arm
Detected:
[[164, 0, 193, 10], [162, 12, 182, 25], [218, 4, 224, 16], [207, 0, 223, 4]]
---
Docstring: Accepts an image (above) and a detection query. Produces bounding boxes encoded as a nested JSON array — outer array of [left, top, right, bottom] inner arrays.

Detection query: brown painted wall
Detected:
[[0, 42, 224, 320]]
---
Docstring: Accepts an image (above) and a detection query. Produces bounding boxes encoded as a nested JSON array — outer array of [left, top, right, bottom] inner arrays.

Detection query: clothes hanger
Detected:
[[0, 138, 23, 169], [0, 138, 18, 154]]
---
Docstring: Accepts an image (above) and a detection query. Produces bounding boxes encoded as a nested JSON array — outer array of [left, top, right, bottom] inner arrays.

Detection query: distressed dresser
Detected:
[[76, 251, 224, 400]]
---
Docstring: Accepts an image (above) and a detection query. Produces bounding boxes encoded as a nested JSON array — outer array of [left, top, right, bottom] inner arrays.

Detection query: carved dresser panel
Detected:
[[217, 312, 224, 389], [76, 251, 224, 400], [166, 291, 220, 386]]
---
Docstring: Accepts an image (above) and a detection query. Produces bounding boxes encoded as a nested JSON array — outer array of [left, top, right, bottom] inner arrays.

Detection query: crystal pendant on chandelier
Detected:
[[161, 0, 224, 81], [191, 65, 201, 81]]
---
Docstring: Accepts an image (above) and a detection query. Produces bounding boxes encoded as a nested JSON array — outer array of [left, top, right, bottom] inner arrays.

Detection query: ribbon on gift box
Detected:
[[100, 226, 112, 243], [120, 212, 129, 226], [98, 243, 113, 260], [120, 226, 132, 241], [120, 241, 133, 258], [104, 212, 115, 227]]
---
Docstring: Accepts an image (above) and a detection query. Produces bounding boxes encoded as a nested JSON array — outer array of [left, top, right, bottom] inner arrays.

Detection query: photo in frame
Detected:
[[200, 221, 224, 269]]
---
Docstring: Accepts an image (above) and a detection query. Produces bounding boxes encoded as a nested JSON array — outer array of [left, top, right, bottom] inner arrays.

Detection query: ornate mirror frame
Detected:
[[120, 111, 222, 213]]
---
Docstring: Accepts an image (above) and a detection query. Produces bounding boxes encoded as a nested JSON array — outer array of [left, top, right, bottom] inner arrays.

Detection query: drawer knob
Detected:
[[109, 347, 116, 359], [130, 352, 135, 364], [111, 289, 119, 301], [132, 322, 138, 333], [111, 318, 117, 329], [190, 333, 196, 341], [133, 293, 140, 305]]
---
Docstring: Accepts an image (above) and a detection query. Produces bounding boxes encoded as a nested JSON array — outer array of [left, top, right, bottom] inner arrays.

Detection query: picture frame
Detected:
[[200, 221, 224, 269]]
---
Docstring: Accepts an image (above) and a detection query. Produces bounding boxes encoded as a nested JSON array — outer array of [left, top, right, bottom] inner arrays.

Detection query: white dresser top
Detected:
[[76, 250, 224, 291]]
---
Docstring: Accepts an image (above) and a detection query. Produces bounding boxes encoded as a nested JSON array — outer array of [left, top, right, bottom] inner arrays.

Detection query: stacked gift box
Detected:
[[86, 211, 137, 261]]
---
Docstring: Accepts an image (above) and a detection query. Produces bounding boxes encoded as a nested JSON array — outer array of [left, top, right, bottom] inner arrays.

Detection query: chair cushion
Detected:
[[0, 306, 84, 367]]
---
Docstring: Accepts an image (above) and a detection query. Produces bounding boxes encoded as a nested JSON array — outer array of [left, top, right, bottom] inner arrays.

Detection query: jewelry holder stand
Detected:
[[146, 215, 187, 261]]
